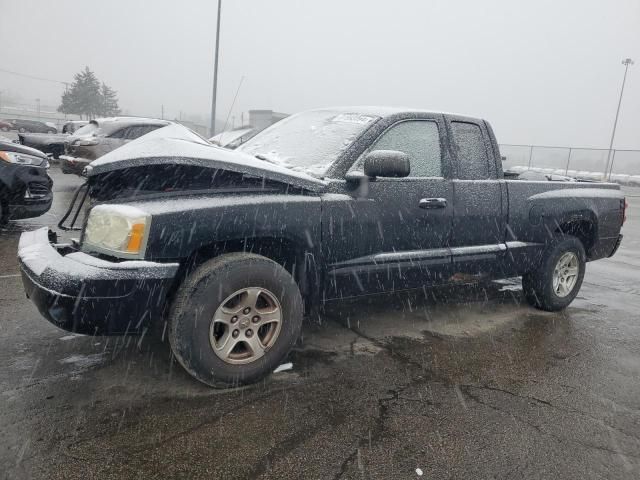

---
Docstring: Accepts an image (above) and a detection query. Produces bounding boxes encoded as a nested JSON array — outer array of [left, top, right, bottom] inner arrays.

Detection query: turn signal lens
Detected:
[[126, 223, 146, 253]]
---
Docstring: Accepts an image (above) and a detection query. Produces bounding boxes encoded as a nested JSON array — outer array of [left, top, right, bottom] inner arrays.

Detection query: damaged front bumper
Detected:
[[18, 227, 179, 335], [59, 155, 91, 176]]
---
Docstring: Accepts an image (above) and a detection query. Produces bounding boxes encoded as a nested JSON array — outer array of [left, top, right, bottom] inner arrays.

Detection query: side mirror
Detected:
[[363, 150, 410, 178]]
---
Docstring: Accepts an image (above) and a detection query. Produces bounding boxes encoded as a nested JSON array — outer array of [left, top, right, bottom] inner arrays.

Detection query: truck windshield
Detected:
[[238, 110, 379, 176]]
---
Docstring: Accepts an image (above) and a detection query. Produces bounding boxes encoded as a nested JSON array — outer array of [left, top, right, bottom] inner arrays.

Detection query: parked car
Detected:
[[0, 137, 52, 223], [209, 126, 257, 149], [19, 132, 64, 158], [19, 121, 90, 159], [18, 107, 625, 388], [2, 119, 57, 134], [60, 117, 170, 175]]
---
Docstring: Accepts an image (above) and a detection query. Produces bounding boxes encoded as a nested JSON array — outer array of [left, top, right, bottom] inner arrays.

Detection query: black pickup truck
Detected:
[[17, 108, 626, 387]]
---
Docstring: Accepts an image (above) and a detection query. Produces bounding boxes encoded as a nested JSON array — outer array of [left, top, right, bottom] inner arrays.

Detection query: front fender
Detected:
[[134, 194, 322, 261]]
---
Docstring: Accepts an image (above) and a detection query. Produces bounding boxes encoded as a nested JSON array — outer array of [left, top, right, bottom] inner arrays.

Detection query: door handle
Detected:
[[419, 198, 447, 209]]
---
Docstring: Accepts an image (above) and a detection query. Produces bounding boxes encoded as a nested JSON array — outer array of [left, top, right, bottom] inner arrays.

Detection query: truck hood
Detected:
[[85, 124, 326, 192]]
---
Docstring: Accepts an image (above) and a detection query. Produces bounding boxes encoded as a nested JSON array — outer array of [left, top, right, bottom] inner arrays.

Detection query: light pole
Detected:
[[209, 0, 222, 137], [604, 58, 634, 179]]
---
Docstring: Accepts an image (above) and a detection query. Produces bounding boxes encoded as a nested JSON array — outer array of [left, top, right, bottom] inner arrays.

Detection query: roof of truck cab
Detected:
[[315, 106, 484, 122]]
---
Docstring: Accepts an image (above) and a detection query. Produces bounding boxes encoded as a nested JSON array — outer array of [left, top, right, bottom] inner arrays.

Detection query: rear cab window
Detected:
[[450, 121, 492, 179]]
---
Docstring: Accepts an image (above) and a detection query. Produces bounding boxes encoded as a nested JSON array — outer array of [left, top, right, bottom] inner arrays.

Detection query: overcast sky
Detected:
[[1, 0, 638, 148]]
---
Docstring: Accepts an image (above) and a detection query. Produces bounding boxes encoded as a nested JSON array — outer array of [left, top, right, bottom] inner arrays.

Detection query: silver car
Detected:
[[60, 117, 170, 175]]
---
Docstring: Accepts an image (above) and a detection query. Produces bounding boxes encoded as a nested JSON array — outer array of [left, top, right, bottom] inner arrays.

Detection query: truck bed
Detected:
[[505, 179, 623, 261]]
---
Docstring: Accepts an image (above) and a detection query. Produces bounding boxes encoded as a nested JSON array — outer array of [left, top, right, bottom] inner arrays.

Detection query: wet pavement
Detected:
[[1, 166, 640, 479]]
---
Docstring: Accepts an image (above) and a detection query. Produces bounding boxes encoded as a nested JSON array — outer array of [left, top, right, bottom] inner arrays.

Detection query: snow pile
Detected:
[[507, 165, 640, 186]]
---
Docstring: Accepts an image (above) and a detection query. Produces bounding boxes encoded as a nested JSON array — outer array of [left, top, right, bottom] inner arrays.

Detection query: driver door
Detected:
[[322, 117, 453, 299]]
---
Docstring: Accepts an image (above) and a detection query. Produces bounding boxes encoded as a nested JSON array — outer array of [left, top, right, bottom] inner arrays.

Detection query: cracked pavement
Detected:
[[1, 167, 640, 479]]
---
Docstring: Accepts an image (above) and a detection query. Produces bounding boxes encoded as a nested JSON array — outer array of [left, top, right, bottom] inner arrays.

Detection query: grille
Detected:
[[27, 182, 50, 197]]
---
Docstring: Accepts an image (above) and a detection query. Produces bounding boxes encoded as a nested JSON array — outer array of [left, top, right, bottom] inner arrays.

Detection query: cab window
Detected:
[[351, 120, 442, 177]]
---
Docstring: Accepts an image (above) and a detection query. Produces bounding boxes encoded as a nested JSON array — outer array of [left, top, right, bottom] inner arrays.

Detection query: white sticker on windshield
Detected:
[[331, 113, 376, 125]]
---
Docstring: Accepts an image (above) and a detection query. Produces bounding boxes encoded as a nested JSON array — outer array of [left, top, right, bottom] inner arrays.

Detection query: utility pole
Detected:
[[604, 58, 634, 178], [161, 104, 164, 120], [209, 0, 222, 137], [36, 98, 41, 119]]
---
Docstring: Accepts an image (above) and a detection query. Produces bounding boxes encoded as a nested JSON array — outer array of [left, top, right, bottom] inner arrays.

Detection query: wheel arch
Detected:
[[552, 211, 598, 257], [168, 235, 319, 313]]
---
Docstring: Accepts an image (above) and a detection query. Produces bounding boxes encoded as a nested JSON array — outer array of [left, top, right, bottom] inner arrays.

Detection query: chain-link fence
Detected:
[[499, 144, 640, 180]]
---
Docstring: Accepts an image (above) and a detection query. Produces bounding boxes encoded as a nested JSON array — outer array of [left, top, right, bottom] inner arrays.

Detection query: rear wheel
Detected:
[[168, 253, 303, 388], [522, 235, 586, 311]]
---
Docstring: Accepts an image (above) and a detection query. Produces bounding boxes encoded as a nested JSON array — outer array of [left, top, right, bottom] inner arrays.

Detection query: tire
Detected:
[[47, 130, 55, 134], [168, 252, 303, 388], [0, 127, 8, 132], [522, 235, 586, 311], [18, 127, 26, 133]]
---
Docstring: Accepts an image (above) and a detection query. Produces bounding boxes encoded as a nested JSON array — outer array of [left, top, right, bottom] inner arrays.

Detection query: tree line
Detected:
[[58, 67, 121, 119]]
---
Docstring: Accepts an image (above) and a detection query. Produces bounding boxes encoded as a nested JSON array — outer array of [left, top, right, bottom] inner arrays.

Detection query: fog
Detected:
[[1, 0, 638, 148]]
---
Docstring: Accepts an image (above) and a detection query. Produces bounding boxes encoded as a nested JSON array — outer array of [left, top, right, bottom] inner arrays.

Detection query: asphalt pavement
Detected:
[[1, 166, 640, 479]]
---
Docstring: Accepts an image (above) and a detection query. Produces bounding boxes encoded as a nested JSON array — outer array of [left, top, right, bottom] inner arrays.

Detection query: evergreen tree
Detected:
[[100, 83, 121, 116], [58, 67, 120, 119]]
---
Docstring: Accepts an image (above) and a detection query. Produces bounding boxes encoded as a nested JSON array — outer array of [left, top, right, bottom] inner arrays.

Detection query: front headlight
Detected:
[[74, 137, 99, 146], [0, 151, 45, 166], [83, 205, 151, 259]]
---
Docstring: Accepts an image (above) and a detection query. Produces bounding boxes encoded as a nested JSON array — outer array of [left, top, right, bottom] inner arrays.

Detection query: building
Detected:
[[247, 110, 288, 132]]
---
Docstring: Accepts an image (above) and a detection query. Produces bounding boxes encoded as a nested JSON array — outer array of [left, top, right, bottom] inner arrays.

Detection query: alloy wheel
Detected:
[[553, 252, 579, 298], [209, 287, 282, 365]]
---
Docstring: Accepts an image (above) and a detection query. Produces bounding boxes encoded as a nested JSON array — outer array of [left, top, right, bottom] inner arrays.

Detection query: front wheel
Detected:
[[522, 235, 586, 311], [168, 253, 303, 388]]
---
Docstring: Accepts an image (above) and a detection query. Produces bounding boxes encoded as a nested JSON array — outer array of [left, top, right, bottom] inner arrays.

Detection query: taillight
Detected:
[[623, 198, 628, 225]]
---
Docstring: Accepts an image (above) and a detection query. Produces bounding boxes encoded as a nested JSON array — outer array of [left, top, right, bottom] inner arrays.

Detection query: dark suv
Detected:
[[60, 117, 170, 175], [0, 137, 52, 223]]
